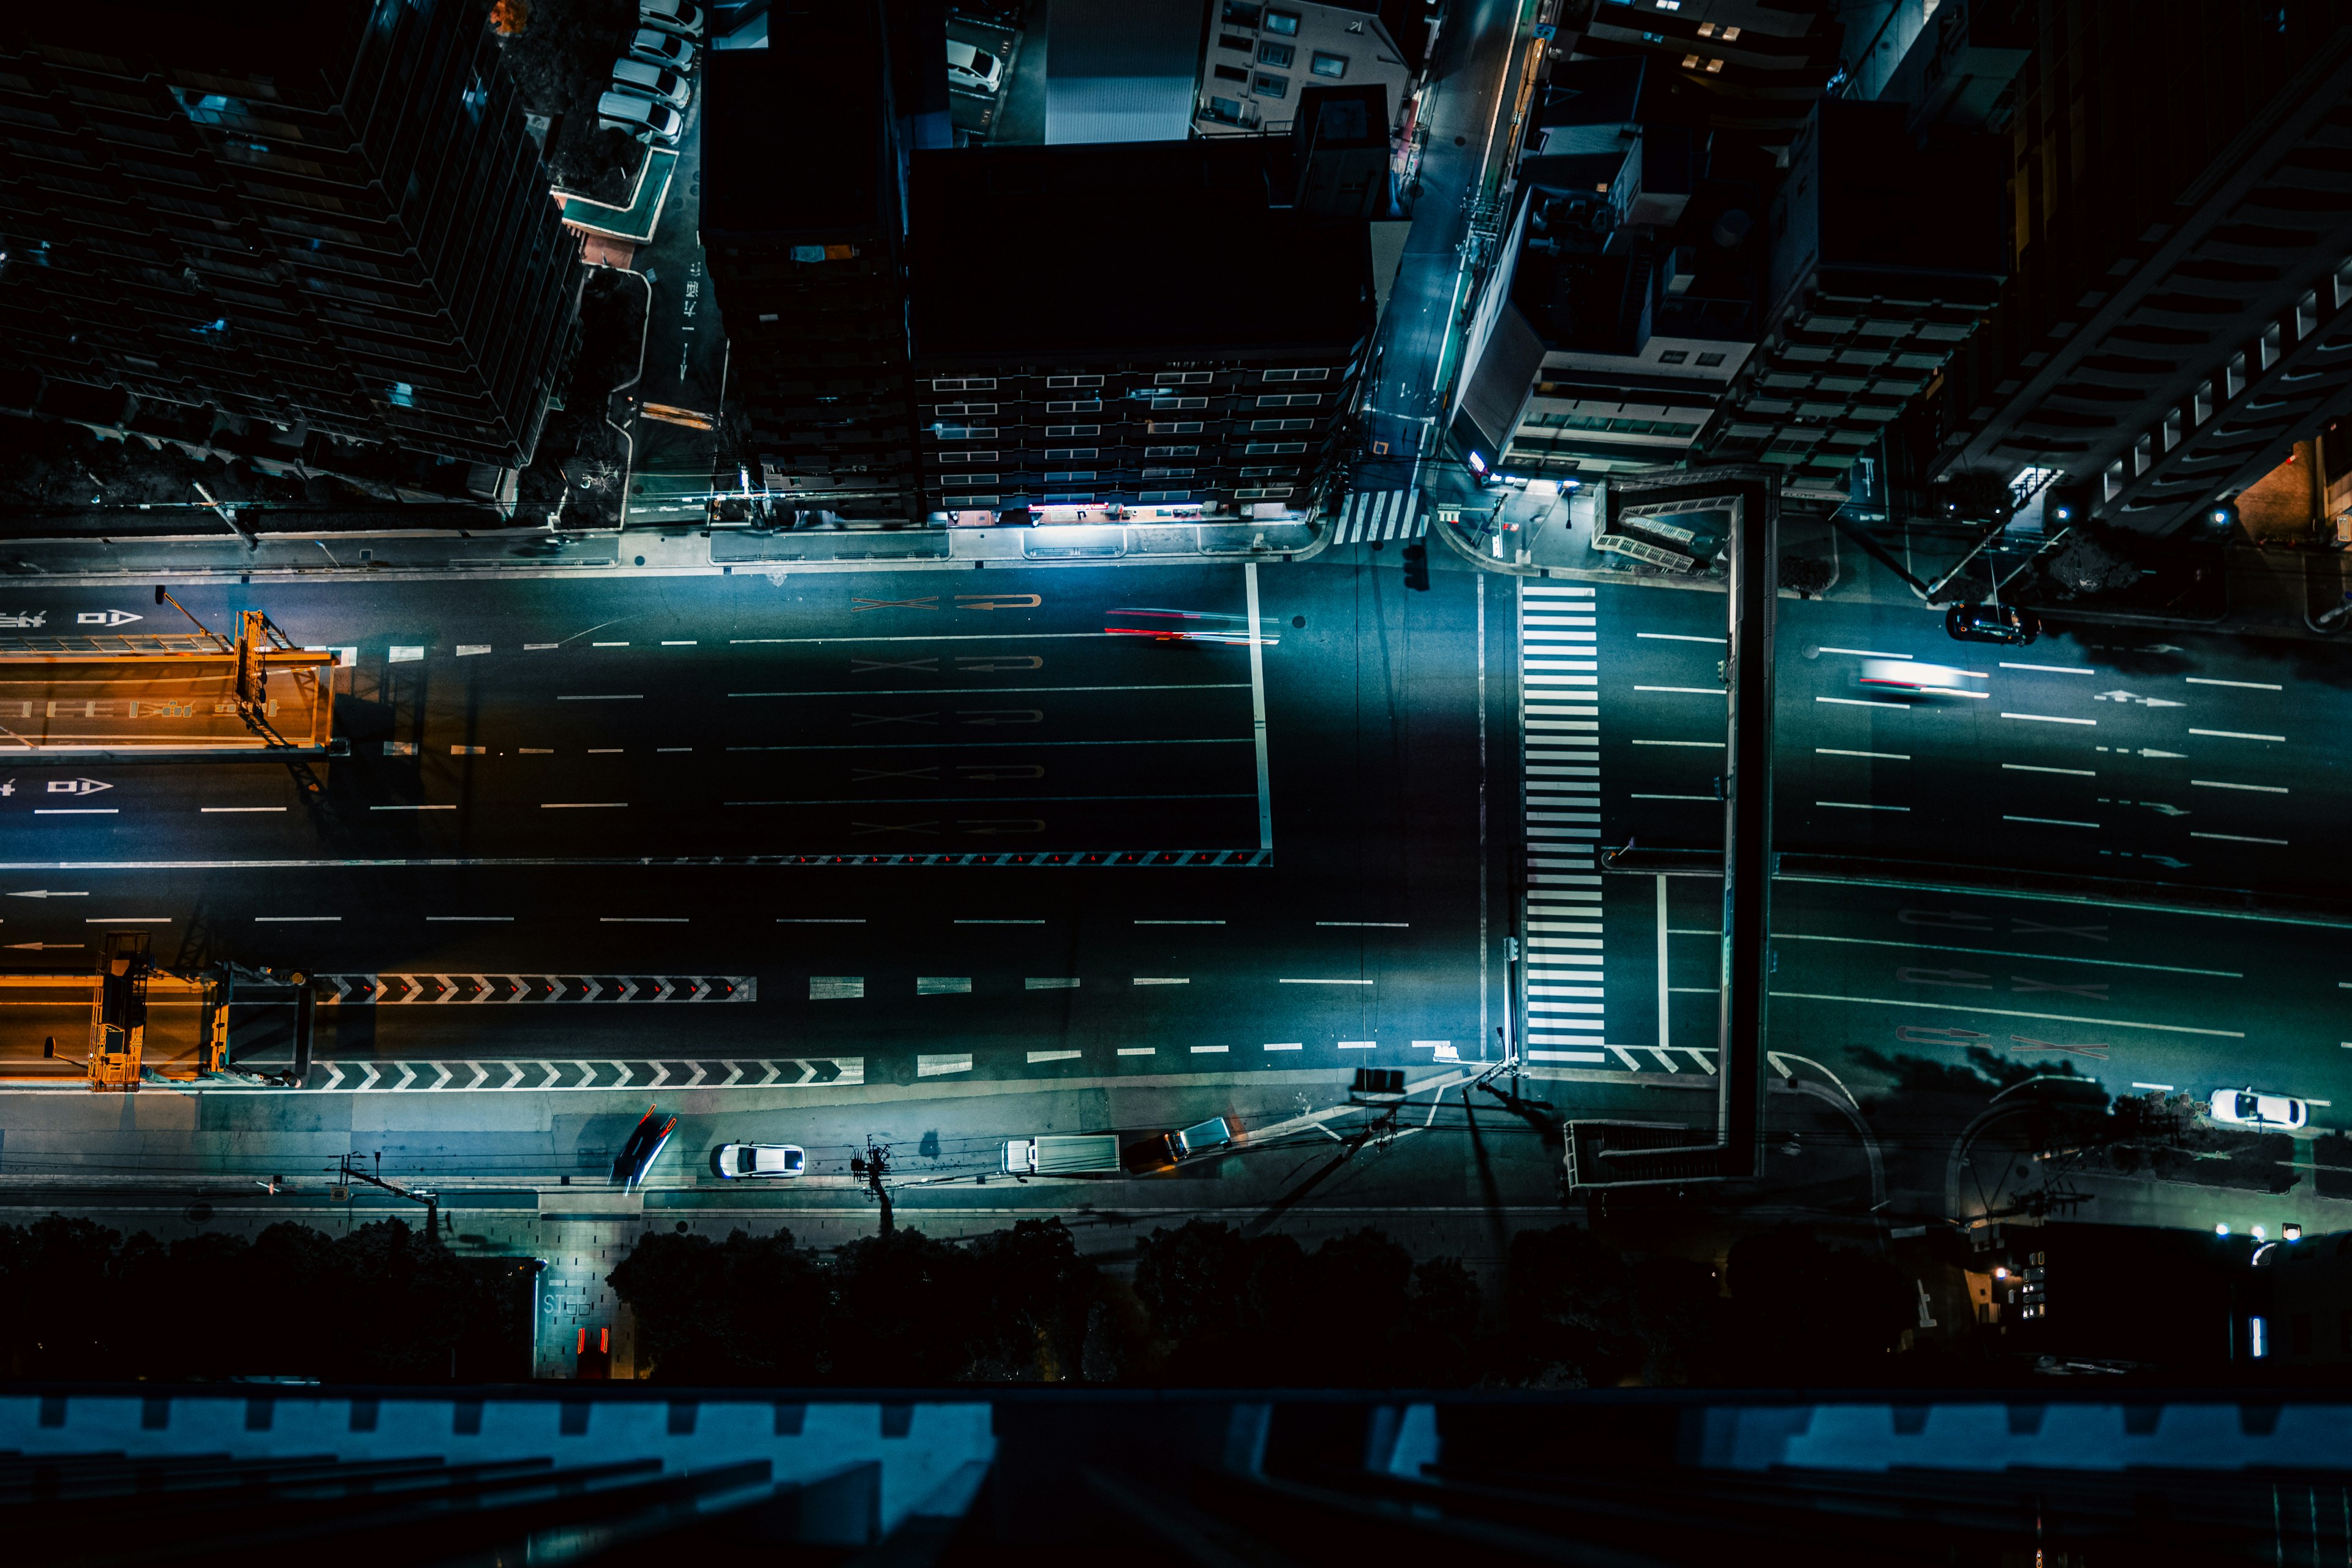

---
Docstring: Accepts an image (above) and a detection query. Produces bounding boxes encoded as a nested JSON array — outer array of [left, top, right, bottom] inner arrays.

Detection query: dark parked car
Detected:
[[1945, 601, 2041, 645], [1121, 1116, 1235, 1174], [611, 1106, 677, 1188]]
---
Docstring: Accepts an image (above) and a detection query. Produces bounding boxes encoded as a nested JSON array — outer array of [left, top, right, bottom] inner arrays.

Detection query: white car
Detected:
[[1856, 658, 1988, 698], [2210, 1088, 2309, 1130], [611, 58, 692, 113], [628, 26, 696, 73], [639, 0, 706, 39], [715, 1142, 806, 1178], [598, 89, 682, 146], [947, 38, 1004, 94]]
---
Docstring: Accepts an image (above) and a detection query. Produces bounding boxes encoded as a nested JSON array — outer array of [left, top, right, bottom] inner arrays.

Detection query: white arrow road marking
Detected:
[[322, 1065, 345, 1090], [537, 1061, 559, 1089], [499, 1063, 523, 1090], [393, 1065, 417, 1091], [464, 1063, 489, 1090], [572, 1060, 595, 1087], [647, 1063, 670, 1088], [429, 1063, 453, 1090], [358, 1064, 381, 1091], [685, 1063, 707, 1087], [721, 1062, 745, 1086], [758, 1062, 782, 1086]]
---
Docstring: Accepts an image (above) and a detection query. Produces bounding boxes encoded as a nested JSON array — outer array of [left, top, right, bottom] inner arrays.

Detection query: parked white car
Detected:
[[639, 0, 706, 39], [947, 38, 1004, 94], [715, 1142, 806, 1178], [2209, 1088, 2309, 1129], [628, 26, 696, 73], [598, 89, 682, 145], [612, 57, 692, 113]]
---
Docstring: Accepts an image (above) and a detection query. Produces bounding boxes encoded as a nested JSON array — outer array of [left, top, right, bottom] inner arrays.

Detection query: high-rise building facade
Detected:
[[905, 139, 1374, 519], [0, 0, 580, 469], [703, 3, 918, 521], [1920, 0, 2352, 533]]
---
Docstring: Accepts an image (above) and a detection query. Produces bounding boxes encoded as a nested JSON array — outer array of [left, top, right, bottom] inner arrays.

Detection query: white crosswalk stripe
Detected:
[[1331, 489, 1428, 543], [1518, 582, 1608, 1067]]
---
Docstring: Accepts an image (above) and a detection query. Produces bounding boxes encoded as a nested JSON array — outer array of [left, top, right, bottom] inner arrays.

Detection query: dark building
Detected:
[[905, 138, 1374, 519], [1924, 1, 2352, 535], [1699, 96, 2007, 496], [0, 0, 580, 472], [1567, 0, 1850, 140], [1450, 59, 1767, 485], [702, 2, 917, 521]]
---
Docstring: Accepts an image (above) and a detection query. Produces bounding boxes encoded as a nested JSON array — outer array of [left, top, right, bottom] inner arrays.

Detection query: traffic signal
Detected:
[[1402, 540, 1430, 590]]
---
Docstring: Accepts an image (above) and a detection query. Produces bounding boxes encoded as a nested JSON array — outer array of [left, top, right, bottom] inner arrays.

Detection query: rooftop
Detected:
[[907, 141, 1373, 361], [702, 4, 894, 239]]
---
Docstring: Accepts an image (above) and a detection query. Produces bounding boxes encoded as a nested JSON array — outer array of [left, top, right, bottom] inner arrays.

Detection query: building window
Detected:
[[1244, 440, 1308, 453], [940, 474, 998, 486], [934, 425, 997, 440], [1205, 96, 1250, 124], [1151, 420, 1205, 433], [1222, 1, 1261, 24], [1044, 471, 1097, 483], [1046, 399, 1102, 412], [943, 495, 1001, 508], [1311, 51, 1347, 77], [1046, 424, 1101, 437], [1146, 445, 1200, 457], [932, 376, 995, 390], [1156, 371, 1214, 384], [1238, 466, 1295, 477], [1219, 31, 1253, 51], [1043, 492, 1094, 503], [1705, 57, 1724, 73], [1657, 350, 1688, 364], [936, 402, 997, 415], [1256, 393, 1319, 407], [1251, 418, 1314, 431], [1046, 374, 1102, 388], [1143, 467, 1196, 478], [1140, 490, 1193, 502], [1263, 9, 1299, 36], [1254, 72, 1287, 98], [1153, 396, 1209, 410], [1044, 448, 1098, 460], [1261, 366, 1330, 382], [1696, 352, 1727, 367], [1257, 40, 1294, 67], [1679, 51, 1698, 66], [387, 381, 414, 407]]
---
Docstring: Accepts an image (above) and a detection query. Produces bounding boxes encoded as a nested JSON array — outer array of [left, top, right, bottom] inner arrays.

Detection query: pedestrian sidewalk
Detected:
[[0, 516, 1324, 586]]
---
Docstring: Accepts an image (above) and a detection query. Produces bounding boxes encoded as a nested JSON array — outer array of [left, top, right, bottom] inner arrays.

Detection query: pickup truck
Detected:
[[1123, 1116, 1234, 1174], [1002, 1134, 1122, 1176]]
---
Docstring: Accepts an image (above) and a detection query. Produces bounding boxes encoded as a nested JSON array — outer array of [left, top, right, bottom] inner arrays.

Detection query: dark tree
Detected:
[[824, 1228, 975, 1385], [960, 1218, 1097, 1382], [1726, 1226, 1913, 1378]]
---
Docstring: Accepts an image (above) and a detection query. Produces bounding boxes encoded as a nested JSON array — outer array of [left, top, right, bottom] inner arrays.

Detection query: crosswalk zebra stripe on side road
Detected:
[[1519, 582, 1611, 1068]]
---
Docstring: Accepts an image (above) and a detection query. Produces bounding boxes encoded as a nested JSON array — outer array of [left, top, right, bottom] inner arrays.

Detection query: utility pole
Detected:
[[337, 1152, 444, 1245], [850, 1138, 893, 1234]]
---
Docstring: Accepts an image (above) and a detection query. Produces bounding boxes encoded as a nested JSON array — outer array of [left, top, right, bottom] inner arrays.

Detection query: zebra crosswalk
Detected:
[[1518, 582, 1607, 1066], [1330, 489, 1428, 544]]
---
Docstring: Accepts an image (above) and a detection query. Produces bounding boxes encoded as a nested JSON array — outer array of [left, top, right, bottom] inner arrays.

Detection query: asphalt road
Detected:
[[0, 559, 1516, 1084], [1548, 576, 2352, 1134], [1599, 586, 2351, 894], [1356, 0, 1525, 491]]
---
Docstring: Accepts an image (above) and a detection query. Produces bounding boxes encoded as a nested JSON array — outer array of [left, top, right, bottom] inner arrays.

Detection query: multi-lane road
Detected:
[[0, 560, 1514, 1088], [2, 528, 2345, 1233], [1558, 579, 2351, 1126]]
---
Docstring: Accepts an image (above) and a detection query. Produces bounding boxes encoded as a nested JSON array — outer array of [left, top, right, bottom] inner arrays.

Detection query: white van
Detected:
[[598, 89, 682, 146], [947, 39, 1004, 94], [611, 58, 692, 112]]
